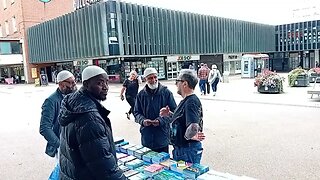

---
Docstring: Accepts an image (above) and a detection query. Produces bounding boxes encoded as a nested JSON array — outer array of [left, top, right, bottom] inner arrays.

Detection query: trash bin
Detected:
[[223, 72, 229, 83]]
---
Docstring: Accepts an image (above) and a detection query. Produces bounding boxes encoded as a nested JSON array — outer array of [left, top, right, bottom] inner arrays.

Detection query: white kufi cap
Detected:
[[56, 70, 74, 83], [82, 65, 108, 81], [144, 67, 157, 77]]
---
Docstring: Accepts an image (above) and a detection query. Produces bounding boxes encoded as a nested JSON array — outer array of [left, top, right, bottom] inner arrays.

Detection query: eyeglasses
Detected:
[[175, 79, 184, 85]]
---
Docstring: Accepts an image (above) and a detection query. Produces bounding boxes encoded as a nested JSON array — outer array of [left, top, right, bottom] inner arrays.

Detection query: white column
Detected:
[[20, 38, 29, 83], [315, 49, 319, 66]]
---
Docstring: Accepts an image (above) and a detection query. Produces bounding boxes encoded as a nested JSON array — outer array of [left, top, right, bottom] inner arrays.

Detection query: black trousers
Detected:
[[126, 96, 136, 114], [206, 81, 210, 94]]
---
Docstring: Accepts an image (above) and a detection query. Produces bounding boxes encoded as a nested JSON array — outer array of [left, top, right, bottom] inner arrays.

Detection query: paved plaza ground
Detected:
[[0, 73, 319, 180]]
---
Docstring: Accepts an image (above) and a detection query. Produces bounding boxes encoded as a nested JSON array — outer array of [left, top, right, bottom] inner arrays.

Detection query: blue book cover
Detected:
[[126, 159, 144, 170], [120, 144, 136, 154], [191, 163, 209, 175], [142, 151, 158, 163], [115, 141, 129, 152], [127, 145, 144, 156]]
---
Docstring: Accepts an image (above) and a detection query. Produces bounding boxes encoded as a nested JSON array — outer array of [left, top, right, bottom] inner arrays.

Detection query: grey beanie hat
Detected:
[[82, 65, 108, 81], [56, 70, 74, 83]]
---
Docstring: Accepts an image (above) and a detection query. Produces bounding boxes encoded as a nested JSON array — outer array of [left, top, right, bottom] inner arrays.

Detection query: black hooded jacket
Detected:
[[58, 88, 125, 180]]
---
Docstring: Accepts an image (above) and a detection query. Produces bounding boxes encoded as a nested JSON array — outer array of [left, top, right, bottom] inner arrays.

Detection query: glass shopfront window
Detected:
[[123, 57, 166, 80]]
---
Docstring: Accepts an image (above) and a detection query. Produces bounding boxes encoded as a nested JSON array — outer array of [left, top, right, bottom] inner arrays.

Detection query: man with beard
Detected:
[[58, 66, 125, 179], [160, 69, 205, 163], [39, 70, 77, 178], [134, 67, 177, 153]]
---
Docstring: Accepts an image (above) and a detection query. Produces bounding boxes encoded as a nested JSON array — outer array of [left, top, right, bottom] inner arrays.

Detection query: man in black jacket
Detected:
[[134, 68, 177, 153], [58, 65, 125, 180]]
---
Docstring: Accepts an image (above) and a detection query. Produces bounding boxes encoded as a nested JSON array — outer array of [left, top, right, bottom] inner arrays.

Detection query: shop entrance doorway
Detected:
[[167, 62, 179, 80]]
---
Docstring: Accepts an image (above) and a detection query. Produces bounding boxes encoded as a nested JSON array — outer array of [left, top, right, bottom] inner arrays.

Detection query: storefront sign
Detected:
[[31, 68, 38, 78], [223, 54, 242, 61], [177, 55, 191, 61], [73, 60, 93, 66], [0, 54, 23, 65], [167, 55, 200, 62]]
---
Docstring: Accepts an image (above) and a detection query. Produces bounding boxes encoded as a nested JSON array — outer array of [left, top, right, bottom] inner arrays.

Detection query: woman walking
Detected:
[[208, 64, 222, 96], [120, 70, 141, 120]]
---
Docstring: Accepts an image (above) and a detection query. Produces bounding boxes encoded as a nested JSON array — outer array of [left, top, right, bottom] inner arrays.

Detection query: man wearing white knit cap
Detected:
[[58, 65, 126, 179], [39, 70, 76, 179], [133, 67, 177, 153]]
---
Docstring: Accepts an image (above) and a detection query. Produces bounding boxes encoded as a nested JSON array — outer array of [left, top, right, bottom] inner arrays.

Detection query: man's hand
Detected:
[[191, 132, 206, 141], [159, 105, 170, 117], [120, 95, 124, 101], [143, 119, 152, 127], [152, 119, 160, 127]]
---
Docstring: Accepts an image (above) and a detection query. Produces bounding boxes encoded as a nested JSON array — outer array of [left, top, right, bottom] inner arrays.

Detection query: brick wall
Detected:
[[0, 0, 74, 83]]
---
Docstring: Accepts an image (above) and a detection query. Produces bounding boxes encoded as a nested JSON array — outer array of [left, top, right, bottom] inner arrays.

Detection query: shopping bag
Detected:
[[48, 163, 59, 180]]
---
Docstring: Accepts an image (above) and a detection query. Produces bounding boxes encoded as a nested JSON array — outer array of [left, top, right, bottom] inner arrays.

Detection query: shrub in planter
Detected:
[[288, 68, 309, 87], [254, 70, 285, 93], [308, 67, 320, 83]]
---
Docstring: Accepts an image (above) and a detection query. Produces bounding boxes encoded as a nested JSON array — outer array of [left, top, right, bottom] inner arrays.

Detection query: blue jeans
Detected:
[[199, 79, 207, 94], [172, 141, 203, 163], [211, 78, 220, 92]]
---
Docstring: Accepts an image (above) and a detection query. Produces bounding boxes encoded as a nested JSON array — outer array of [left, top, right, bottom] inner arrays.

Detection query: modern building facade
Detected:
[[0, 0, 74, 83], [27, 0, 275, 82], [271, 20, 320, 71]]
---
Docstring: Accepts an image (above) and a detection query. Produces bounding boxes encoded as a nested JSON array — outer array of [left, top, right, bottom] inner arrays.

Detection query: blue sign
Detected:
[[39, 0, 51, 3]]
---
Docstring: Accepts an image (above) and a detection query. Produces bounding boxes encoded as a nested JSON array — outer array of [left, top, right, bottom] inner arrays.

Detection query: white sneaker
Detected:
[[213, 92, 216, 96]]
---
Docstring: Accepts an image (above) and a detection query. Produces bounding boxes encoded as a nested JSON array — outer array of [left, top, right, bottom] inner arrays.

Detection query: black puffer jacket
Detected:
[[58, 88, 125, 180]]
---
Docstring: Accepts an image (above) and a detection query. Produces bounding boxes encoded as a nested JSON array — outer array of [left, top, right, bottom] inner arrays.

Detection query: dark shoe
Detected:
[[126, 112, 130, 120]]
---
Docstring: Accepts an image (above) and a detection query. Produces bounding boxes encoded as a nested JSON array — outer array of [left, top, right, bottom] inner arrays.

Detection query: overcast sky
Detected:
[[122, 0, 320, 25]]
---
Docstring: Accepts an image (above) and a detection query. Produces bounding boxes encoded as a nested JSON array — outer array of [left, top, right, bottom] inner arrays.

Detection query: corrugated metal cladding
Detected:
[[27, 0, 275, 63], [27, 2, 108, 63], [117, 1, 275, 56]]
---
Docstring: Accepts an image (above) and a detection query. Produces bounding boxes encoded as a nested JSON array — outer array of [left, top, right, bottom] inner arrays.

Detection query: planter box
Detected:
[[309, 73, 320, 83], [291, 74, 309, 87], [258, 85, 282, 94]]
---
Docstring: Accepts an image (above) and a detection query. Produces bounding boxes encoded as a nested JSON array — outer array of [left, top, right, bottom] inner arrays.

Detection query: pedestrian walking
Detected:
[[39, 70, 76, 179], [160, 69, 205, 163], [208, 64, 222, 96], [134, 67, 177, 153], [197, 63, 209, 95], [120, 70, 141, 120], [204, 64, 211, 94], [58, 65, 126, 179]]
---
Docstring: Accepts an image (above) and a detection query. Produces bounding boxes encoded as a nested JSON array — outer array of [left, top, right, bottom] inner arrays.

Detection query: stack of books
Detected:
[[120, 144, 136, 154], [143, 164, 164, 177], [116, 152, 128, 160], [126, 159, 144, 170], [127, 145, 144, 156], [152, 152, 170, 164], [142, 151, 158, 163], [183, 163, 210, 179], [159, 159, 178, 170], [153, 169, 185, 180], [115, 141, 129, 152], [133, 147, 151, 159], [113, 138, 255, 180], [123, 169, 139, 178], [171, 160, 192, 174], [118, 155, 137, 165], [128, 172, 148, 180]]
